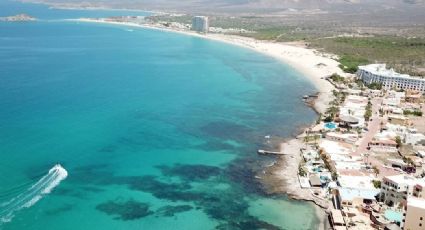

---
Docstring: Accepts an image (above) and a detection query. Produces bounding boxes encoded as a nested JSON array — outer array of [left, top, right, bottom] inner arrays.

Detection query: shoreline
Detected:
[[70, 19, 339, 115], [70, 18, 338, 226]]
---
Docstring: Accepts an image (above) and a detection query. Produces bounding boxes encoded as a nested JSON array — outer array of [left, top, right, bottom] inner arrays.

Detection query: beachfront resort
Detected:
[[72, 14, 425, 229], [291, 64, 425, 230], [358, 64, 425, 93]]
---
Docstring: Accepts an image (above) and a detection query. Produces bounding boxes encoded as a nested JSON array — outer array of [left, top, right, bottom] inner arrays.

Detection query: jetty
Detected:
[[302, 94, 318, 100], [257, 149, 290, 155]]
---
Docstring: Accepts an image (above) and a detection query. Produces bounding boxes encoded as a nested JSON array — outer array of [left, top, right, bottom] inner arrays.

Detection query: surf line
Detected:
[[0, 164, 68, 224]]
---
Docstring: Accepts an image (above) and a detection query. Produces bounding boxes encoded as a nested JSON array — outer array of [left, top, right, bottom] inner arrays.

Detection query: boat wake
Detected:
[[0, 164, 68, 224]]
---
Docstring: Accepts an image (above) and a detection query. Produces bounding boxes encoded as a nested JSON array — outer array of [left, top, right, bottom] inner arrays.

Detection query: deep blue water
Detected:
[[0, 1, 320, 229]]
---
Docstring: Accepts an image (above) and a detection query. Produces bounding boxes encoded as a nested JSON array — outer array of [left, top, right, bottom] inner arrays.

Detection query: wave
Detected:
[[0, 164, 68, 224]]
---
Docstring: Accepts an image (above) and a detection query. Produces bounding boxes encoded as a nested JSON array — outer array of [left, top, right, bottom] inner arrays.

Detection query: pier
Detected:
[[257, 149, 290, 155]]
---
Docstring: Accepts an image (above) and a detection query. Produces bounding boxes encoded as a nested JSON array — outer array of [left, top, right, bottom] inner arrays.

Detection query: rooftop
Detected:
[[330, 209, 345, 225], [320, 140, 352, 155], [358, 64, 424, 81], [338, 187, 380, 201], [407, 196, 425, 209], [338, 175, 376, 189], [384, 174, 425, 187]]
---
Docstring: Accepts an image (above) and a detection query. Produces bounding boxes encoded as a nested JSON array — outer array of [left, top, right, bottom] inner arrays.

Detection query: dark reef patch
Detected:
[[68, 162, 281, 229], [98, 145, 116, 153], [44, 204, 74, 216], [111, 174, 281, 229], [53, 187, 89, 199], [96, 199, 153, 221], [196, 140, 237, 152], [80, 186, 105, 193], [155, 205, 193, 217], [225, 157, 267, 195], [157, 164, 221, 181]]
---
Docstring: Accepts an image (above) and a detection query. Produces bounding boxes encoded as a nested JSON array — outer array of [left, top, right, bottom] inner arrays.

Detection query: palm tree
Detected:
[[372, 165, 380, 177], [304, 131, 310, 147]]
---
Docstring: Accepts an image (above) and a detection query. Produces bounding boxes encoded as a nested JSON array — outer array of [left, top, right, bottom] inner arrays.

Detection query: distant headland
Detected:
[[0, 14, 37, 22]]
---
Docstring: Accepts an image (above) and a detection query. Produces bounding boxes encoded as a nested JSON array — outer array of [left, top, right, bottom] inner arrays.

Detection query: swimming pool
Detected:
[[385, 210, 403, 223], [324, 122, 337, 129]]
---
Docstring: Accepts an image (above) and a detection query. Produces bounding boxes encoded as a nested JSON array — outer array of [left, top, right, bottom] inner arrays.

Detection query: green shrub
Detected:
[[403, 110, 423, 116], [372, 180, 381, 188], [338, 55, 369, 73]]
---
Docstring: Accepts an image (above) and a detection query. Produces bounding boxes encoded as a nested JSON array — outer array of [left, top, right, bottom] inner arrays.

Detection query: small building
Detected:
[[388, 114, 409, 126], [391, 107, 404, 115], [416, 150, 425, 158], [368, 139, 398, 152], [337, 187, 380, 208], [309, 174, 322, 187], [385, 223, 401, 230], [330, 209, 347, 229], [405, 90, 422, 103], [338, 175, 377, 190], [387, 158, 408, 170], [326, 132, 358, 144], [383, 97, 401, 107], [339, 115, 360, 128], [413, 183, 425, 198], [405, 132, 425, 145]]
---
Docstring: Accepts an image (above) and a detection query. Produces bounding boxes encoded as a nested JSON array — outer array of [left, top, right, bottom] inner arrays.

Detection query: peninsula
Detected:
[[0, 14, 36, 22]]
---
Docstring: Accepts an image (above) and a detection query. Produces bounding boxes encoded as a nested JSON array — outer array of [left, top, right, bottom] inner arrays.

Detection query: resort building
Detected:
[[336, 187, 379, 208], [402, 197, 425, 230], [357, 64, 425, 92], [191, 16, 209, 33], [368, 138, 398, 152], [380, 175, 425, 207]]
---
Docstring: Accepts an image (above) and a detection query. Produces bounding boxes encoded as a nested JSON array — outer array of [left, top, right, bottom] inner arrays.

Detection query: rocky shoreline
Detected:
[[72, 18, 340, 228], [258, 92, 334, 229]]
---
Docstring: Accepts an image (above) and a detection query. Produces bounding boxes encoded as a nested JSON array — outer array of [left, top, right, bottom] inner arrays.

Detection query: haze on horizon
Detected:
[[20, 0, 425, 26], [22, 0, 425, 13]]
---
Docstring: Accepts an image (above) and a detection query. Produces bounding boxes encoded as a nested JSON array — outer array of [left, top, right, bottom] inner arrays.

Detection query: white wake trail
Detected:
[[0, 164, 68, 223]]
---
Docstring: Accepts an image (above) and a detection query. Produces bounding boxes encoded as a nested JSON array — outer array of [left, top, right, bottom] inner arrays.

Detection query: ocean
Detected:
[[0, 1, 320, 229]]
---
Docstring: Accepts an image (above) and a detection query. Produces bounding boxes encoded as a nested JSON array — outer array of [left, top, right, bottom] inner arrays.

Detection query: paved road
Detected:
[[353, 97, 399, 177]]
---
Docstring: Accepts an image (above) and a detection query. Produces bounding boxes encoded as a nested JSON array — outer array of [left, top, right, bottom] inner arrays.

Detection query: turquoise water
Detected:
[[385, 210, 403, 223], [0, 2, 321, 229], [324, 122, 336, 129]]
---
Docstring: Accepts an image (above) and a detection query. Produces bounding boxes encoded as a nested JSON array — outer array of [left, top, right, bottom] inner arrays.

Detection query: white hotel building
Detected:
[[380, 174, 425, 208], [191, 16, 209, 33], [357, 64, 425, 92]]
